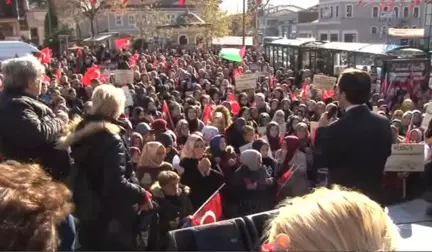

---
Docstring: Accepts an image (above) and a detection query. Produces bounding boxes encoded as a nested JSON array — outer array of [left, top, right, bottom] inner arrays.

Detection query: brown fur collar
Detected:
[[58, 121, 121, 149]]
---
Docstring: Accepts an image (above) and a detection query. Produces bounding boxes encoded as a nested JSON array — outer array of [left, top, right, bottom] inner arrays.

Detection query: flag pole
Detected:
[[192, 183, 226, 217]]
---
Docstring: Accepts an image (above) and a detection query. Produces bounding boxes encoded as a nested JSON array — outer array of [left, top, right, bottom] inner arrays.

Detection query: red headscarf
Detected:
[[281, 135, 300, 173], [151, 119, 167, 135]]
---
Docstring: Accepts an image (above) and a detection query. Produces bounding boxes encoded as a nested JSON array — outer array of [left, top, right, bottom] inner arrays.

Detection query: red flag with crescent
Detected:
[[178, 0, 186, 6], [38, 47, 52, 64], [115, 37, 132, 50], [81, 65, 101, 87], [191, 192, 223, 226]]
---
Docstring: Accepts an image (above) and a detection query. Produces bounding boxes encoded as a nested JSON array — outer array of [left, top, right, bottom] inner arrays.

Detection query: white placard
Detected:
[[113, 70, 134, 85], [422, 102, 432, 130], [384, 144, 425, 172], [312, 75, 337, 90], [236, 73, 257, 91], [122, 86, 134, 107]]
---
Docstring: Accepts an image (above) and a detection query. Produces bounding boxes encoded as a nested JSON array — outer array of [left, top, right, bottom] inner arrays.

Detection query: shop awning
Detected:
[[318, 42, 370, 52]]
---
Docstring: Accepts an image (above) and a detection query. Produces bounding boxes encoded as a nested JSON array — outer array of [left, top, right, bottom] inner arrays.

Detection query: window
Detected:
[[371, 26, 378, 34], [412, 25, 417, 28], [330, 33, 338, 41], [413, 7, 419, 17], [381, 26, 387, 36], [330, 7, 333, 17], [336, 6, 339, 17], [393, 7, 398, 18], [372, 6, 378, 17], [403, 7, 409, 17], [345, 5, 353, 17], [128, 14, 135, 26], [320, 33, 328, 41], [30, 27, 38, 37], [320, 8, 323, 18], [115, 14, 123, 26], [343, 33, 356, 42]]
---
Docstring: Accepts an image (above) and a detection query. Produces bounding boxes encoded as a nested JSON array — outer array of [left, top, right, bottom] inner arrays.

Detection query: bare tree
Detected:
[[56, 0, 124, 38], [133, 4, 173, 47]]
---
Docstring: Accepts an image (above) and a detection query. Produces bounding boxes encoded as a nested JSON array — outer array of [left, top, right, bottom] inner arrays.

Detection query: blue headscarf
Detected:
[[210, 135, 224, 158]]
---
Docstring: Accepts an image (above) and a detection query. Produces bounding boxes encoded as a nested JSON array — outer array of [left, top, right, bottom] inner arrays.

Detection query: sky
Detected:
[[220, 0, 319, 14]]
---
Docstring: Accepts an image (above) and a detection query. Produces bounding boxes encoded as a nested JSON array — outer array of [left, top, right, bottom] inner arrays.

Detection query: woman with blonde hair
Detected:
[[60, 84, 152, 250], [264, 187, 400, 252], [0, 161, 73, 251], [137, 141, 173, 189], [180, 134, 223, 209], [210, 105, 232, 133]]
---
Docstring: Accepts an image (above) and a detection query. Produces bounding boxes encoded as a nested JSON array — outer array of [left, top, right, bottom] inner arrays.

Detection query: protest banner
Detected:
[[312, 75, 337, 90], [236, 73, 257, 91], [122, 86, 134, 107], [113, 70, 134, 85], [384, 144, 425, 172]]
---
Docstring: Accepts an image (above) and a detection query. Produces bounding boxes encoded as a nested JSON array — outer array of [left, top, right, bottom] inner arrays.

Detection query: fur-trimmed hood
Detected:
[[58, 119, 122, 149]]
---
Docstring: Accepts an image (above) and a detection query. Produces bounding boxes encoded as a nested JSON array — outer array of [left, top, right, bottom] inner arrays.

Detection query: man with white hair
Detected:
[[0, 56, 71, 180]]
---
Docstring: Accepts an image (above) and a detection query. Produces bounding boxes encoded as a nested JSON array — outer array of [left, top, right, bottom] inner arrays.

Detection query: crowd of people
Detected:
[[0, 44, 430, 251]]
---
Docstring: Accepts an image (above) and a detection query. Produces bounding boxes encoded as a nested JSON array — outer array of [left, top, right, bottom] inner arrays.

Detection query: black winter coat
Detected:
[[0, 89, 71, 180], [62, 115, 150, 251]]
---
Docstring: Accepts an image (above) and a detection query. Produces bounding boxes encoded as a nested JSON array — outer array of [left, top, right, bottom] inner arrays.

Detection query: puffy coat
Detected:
[[60, 115, 150, 251], [0, 89, 71, 180]]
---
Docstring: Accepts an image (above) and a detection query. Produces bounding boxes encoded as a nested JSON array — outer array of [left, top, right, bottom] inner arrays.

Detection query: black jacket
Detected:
[[61, 115, 150, 250], [0, 89, 71, 180], [314, 105, 392, 204]]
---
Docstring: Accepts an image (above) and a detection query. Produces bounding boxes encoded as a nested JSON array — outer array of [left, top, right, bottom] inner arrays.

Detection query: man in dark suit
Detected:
[[314, 68, 393, 204]]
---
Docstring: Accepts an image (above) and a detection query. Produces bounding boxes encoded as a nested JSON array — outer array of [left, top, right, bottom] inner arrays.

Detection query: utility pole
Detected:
[[242, 0, 246, 46]]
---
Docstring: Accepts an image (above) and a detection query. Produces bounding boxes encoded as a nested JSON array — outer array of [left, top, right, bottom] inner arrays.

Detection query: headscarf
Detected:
[[252, 138, 268, 152], [266, 122, 281, 152], [131, 132, 143, 148], [156, 132, 174, 148], [272, 110, 286, 124], [181, 134, 204, 159], [240, 149, 262, 171], [258, 113, 271, 126], [176, 119, 189, 137], [135, 122, 151, 136], [235, 117, 246, 132], [210, 135, 225, 158], [282, 136, 300, 169], [201, 125, 219, 144], [139, 141, 165, 167], [151, 119, 167, 135]]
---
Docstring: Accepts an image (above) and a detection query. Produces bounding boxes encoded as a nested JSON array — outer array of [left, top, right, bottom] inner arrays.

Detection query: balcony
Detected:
[[0, 0, 27, 20]]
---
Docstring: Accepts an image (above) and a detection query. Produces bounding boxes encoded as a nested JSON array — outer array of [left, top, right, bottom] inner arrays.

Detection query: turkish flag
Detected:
[[300, 81, 308, 99], [321, 89, 334, 100], [5, 0, 12, 5], [162, 100, 175, 130], [191, 192, 223, 226], [227, 92, 240, 116], [201, 104, 213, 125], [129, 52, 139, 69], [178, 0, 186, 6], [115, 37, 132, 50], [81, 65, 101, 87], [269, 74, 274, 89], [89, 0, 96, 6], [256, 0, 261, 5], [276, 169, 293, 196], [122, 0, 128, 6], [38, 47, 52, 64], [55, 66, 62, 81]]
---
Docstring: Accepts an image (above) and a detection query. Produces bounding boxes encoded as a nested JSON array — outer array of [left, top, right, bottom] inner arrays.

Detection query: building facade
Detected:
[[257, 5, 318, 38], [0, 0, 28, 39], [297, 0, 426, 44], [73, 0, 204, 45]]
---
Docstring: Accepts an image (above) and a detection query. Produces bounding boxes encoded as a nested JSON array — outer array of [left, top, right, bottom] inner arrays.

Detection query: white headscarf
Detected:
[[201, 125, 219, 144]]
